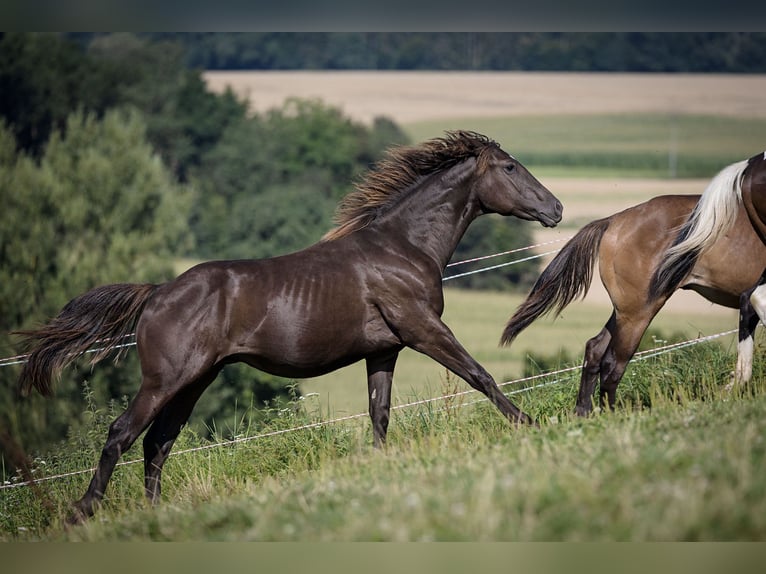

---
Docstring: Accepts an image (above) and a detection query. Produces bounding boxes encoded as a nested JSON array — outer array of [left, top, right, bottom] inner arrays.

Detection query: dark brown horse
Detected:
[[16, 131, 562, 523], [501, 189, 766, 416], [653, 152, 766, 328]]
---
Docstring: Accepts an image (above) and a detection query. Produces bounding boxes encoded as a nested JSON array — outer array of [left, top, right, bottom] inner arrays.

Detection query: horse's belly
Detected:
[[237, 351, 367, 379], [231, 305, 401, 377]]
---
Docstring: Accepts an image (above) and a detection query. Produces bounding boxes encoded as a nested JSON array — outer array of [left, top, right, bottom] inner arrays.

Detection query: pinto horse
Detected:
[[653, 152, 766, 324], [501, 188, 766, 416], [16, 131, 562, 523]]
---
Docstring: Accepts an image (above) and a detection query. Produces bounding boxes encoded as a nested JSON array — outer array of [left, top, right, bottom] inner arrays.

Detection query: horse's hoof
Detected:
[[64, 505, 91, 527], [517, 413, 539, 428], [574, 405, 592, 418]]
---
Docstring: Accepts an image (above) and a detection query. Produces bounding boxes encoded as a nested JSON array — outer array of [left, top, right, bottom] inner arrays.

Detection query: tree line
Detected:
[[117, 33, 766, 73], [0, 33, 538, 473]]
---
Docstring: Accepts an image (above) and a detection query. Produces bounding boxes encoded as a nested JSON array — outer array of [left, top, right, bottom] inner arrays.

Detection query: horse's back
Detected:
[[600, 194, 766, 309]]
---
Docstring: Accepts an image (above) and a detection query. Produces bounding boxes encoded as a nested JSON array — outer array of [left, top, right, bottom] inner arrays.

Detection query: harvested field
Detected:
[[204, 71, 766, 124]]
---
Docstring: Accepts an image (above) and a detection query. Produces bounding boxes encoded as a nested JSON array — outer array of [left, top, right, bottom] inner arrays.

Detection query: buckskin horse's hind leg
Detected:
[[597, 313, 656, 412], [574, 320, 613, 417], [574, 309, 657, 416]]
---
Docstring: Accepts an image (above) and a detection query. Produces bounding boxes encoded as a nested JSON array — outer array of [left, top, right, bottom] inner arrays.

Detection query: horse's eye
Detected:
[[505, 164, 515, 173]]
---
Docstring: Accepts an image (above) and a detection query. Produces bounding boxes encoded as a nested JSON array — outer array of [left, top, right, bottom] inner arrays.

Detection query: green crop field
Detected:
[[406, 113, 766, 178]]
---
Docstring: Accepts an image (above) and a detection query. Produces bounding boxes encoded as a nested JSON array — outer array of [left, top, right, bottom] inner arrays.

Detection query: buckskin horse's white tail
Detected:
[[651, 159, 749, 298]]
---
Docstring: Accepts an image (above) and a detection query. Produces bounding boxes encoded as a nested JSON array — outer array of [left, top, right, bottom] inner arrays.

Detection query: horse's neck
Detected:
[[378, 170, 479, 270]]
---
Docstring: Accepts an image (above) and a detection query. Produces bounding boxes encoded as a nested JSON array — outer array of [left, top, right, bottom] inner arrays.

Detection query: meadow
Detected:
[[2, 71, 765, 541], [2, 338, 765, 541]]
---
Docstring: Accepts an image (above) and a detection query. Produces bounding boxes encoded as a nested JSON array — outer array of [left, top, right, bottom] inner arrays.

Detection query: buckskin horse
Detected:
[[501, 167, 766, 416], [653, 151, 766, 327], [16, 131, 562, 523]]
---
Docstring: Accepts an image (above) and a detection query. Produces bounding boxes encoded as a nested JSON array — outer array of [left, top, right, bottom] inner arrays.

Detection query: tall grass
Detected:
[[2, 334, 764, 541]]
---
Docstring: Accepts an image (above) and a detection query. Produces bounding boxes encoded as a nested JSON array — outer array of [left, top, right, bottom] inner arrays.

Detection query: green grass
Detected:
[[301, 287, 737, 417], [2, 337, 765, 541], [405, 114, 766, 178]]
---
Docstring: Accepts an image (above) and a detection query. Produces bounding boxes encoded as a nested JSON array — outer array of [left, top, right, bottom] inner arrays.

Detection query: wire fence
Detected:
[[0, 328, 738, 491]]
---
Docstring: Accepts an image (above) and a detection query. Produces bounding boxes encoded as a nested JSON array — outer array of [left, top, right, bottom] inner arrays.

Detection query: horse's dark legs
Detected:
[[67, 382, 168, 524], [574, 310, 653, 416], [574, 321, 613, 417], [402, 313, 535, 426], [143, 368, 221, 504], [597, 317, 650, 411], [365, 351, 399, 447]]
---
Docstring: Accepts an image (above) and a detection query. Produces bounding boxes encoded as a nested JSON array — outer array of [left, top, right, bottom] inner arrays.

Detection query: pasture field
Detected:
[[2, 339, 765, 541]]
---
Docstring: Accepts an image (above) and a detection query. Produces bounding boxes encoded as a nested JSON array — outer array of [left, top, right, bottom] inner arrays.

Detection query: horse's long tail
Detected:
[[15, 283, 158, 397], [501, 218, 610, 346], [650, 159, 749, 299]]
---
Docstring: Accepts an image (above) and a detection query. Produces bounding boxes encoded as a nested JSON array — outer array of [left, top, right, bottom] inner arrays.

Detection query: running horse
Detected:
[[16, 131, 562, 523], [501, 156, 766, 416]]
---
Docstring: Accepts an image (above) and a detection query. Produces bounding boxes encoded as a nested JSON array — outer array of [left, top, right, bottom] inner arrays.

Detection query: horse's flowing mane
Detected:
[[322, 130, 500, 241]]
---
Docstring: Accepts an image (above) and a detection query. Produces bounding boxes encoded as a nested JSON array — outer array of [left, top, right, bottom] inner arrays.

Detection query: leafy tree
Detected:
[[190, 98, 409, 260], [0, 109, 192, 470], [0, 33, 106, 157], [86, 33, 249, 181], [0, 33, 248, 182]]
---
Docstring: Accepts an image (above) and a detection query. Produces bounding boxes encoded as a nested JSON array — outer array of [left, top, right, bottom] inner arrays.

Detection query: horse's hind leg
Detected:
[[574, 310, 654, 415], [365, 351, 399, 448], [747, 269, 766, 326], [597, 314, 653, 411], [574, 318, 613, 417], [143, 367, 221, 504], [68, 380, 170, 524]]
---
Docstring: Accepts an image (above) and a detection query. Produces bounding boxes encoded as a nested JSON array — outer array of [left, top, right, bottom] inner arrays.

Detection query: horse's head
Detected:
[[473, 146, 562, 228]]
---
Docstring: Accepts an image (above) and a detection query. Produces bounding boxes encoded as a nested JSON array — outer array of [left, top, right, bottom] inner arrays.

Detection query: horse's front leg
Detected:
[[735, 284, 761, 383], [399, 312, 535, 427], [365, 350, 399, 447]]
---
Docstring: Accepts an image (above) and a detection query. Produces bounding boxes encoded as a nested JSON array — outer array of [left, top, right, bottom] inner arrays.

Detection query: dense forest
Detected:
[[0, 33, 541, 473], [82, 32, 766, 73]]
